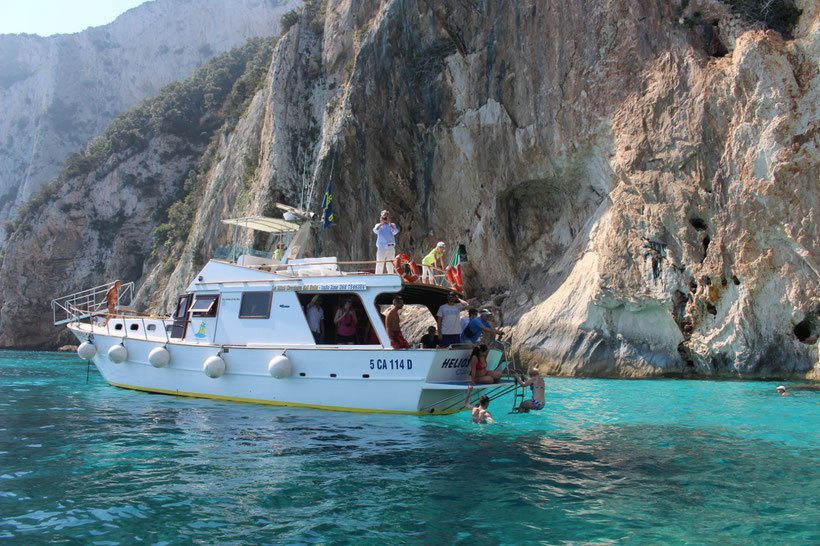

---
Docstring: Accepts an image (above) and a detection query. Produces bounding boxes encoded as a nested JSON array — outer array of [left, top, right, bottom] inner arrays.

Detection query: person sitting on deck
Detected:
[[464, 385, 496, 424], [419, 326, 438, 348], [516, 369, 546, 412], [469, 344, 502, 384], [384, 296, 410, 349]]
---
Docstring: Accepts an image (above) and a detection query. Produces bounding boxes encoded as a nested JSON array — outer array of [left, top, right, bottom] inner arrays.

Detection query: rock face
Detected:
[[2, 0, 818, 380], [0, 0, 301, 228]]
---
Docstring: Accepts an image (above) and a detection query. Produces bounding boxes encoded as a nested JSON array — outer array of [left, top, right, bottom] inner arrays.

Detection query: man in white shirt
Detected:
[[372, 209, 399, 274], [436, 292, 468, 347]]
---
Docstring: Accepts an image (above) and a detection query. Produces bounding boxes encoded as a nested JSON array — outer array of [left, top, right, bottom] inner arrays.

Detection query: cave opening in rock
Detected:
[[689, 217, 708, 231], [793, 318, 817, 344], [702, 22, 728, 57]]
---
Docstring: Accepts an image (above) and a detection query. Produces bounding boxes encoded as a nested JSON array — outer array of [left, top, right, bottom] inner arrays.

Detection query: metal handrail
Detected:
[[224, 258, 455, 285], [489, 339, 530, 413], [51, 281, 134, 326]]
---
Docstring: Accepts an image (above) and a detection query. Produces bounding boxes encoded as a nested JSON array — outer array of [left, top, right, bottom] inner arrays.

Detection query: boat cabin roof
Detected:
[[378, 283, 456, 314], [222, 216, 300, 233]]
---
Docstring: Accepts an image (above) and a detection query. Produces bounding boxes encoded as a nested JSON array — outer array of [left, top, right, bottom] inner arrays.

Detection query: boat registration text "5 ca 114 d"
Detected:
[[369, 358, 413, 370]]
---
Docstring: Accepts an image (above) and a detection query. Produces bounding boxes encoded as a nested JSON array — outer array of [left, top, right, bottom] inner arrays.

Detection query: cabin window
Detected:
[[173, 295, 192, 319], [114, 323, 123, 330], [239, 292, 272, 319], [129, 324, 139, 331], [147, 324, 156, 331], [190, 295, 219, 317], [296, 292, 377, 345]]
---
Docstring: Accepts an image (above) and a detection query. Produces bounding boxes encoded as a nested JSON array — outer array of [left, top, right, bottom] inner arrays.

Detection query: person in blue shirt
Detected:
[[372, 209, 399, 274], [461, 308, 502, 344]]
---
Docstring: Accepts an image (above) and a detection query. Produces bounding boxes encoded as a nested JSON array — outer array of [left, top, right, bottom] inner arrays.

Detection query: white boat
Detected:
[[52, 210, 517, 414]]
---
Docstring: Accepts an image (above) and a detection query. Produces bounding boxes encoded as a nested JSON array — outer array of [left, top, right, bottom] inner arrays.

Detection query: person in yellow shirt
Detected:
[[421, 242, 446, 284]]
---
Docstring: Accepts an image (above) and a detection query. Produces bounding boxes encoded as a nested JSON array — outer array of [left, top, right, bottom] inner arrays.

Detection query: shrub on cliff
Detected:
[[722, 0, 803, 38]]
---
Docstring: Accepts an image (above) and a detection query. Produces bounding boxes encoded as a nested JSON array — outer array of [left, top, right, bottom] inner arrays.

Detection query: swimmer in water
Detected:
[[464, 385, 496, 424]]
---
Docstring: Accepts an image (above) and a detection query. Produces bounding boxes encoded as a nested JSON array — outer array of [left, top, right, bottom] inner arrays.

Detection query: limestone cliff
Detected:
[[0, 0, 301, 228], [2, 0, 818, 380]]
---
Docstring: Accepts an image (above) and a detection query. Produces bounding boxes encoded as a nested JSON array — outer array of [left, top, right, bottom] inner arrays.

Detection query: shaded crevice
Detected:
[[677, 342, 695, 368], [702, 21, 727, 57], [793, 317, 818, 344], [689, 217, 708, 231], [672, 290, 689, 326]]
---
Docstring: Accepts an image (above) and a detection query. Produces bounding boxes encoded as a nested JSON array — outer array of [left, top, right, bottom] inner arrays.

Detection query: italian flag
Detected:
[[450, 244, 463, 286]]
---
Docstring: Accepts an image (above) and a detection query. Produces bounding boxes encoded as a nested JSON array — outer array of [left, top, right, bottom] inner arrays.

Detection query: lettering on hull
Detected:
[[369, 358, 413, 370]]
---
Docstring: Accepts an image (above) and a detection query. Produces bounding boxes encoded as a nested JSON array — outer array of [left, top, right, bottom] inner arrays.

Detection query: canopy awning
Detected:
[[222, 216, 300, 233]]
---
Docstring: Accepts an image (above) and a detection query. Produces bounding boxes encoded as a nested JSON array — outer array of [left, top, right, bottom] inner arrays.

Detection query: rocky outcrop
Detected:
[[1, 0, 818, 380], [0, 0, 300, 228]]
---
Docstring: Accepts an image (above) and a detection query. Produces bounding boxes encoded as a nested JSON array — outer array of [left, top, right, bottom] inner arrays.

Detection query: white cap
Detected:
[[777, 385, 786, 391], [436, 241, 446, 247]]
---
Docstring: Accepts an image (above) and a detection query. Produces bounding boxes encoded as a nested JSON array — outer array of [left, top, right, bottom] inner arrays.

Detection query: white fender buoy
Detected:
[[77, 342, 97, 360], [203, 355, 226, 378], [107, 344, 128, 364], [268, 355, 292, 379], [148, 347, 171, 368]]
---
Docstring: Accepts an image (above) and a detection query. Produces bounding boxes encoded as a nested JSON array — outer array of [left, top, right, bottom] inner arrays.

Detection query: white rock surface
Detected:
[[0, 0, 300, 228]]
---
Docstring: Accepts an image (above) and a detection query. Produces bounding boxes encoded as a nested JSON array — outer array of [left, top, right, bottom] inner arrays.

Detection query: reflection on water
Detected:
[[0, 351, 818, 544]]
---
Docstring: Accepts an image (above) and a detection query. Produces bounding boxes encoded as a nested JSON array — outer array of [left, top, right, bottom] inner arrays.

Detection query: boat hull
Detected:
[[70, 326, 480, 414]]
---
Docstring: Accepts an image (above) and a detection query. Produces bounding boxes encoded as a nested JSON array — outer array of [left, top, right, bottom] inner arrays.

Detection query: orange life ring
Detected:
[[394, 254, 419, 283], [445, 265, 462, 290]]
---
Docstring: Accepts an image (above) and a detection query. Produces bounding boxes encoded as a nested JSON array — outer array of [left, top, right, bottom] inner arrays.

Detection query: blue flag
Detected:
[[321, 180, 333, 228]]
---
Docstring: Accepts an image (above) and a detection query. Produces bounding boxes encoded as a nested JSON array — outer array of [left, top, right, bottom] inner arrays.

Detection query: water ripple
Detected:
[[1, 352, 819, 544]]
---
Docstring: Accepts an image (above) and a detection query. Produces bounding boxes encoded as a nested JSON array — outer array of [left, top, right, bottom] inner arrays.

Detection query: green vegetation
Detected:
[[280, 9, 300, 34], [280, 0, 327, 36], [149, 146, 215, 264], [722, 0, 802, 37], [308, 0, 328, 34], [4, 37, 276, 240]]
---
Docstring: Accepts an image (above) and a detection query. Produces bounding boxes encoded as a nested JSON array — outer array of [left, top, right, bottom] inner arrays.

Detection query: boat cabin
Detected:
[[162, 215, 458, 349]]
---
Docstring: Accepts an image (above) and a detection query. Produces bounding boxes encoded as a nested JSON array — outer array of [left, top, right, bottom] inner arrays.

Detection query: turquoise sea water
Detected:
[[1, 351, 818, 544]]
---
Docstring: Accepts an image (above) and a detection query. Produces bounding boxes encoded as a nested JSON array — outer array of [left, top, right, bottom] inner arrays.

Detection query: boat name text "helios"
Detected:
[[440, 357, 469, 369], [369, 359, 413, 370]]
